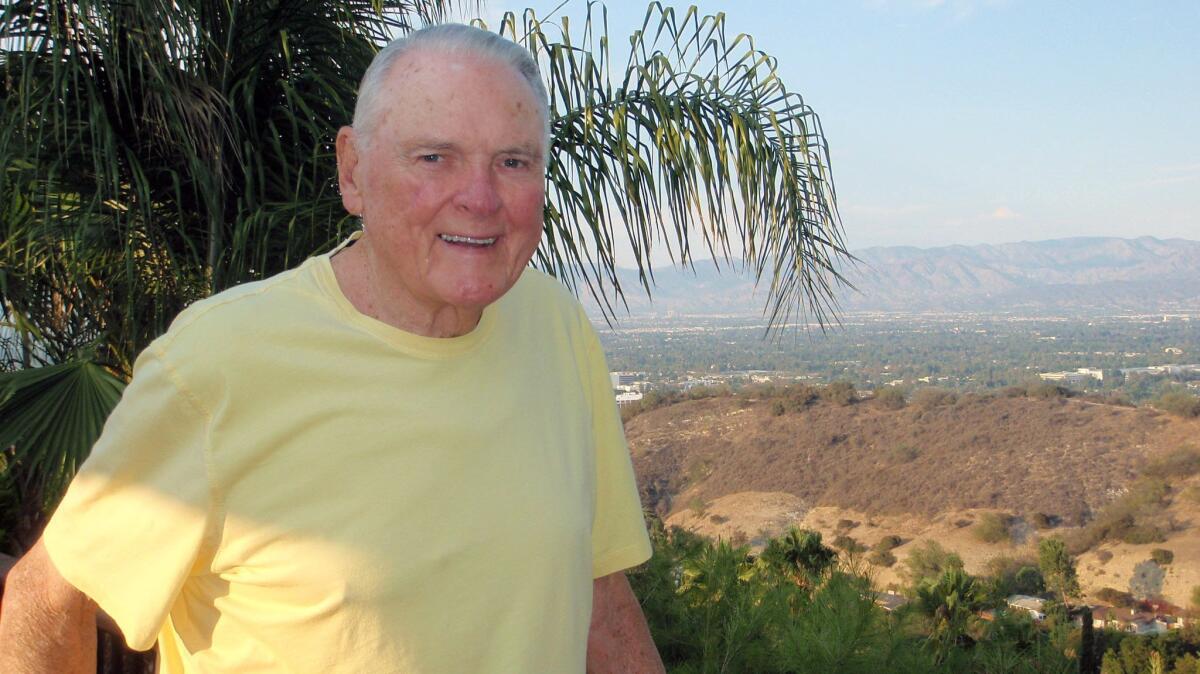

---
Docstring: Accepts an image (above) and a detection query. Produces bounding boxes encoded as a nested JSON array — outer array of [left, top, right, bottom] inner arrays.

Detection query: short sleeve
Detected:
[[42, 343, 216, 651], [583, 320, 652, 579]]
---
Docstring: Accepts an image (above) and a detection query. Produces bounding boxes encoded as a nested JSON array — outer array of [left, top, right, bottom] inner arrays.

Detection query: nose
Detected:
[[453, 162, 502, 216]]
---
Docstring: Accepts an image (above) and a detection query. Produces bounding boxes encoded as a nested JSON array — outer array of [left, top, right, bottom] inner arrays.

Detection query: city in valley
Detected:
[[598, 310, 1200, 403]]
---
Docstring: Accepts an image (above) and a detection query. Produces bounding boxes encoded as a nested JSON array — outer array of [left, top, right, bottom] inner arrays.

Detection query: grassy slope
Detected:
[[626, 393, 1200, 606]]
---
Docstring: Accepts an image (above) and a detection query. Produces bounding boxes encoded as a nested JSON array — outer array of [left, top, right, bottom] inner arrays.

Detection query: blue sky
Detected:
[[463, 1, 1198, 255]]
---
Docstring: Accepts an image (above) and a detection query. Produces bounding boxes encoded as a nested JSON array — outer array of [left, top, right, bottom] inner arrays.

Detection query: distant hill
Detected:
[[627, 393, 1198, 524], [586, 236, 1200, 316], [625, 391, 1200, 606]]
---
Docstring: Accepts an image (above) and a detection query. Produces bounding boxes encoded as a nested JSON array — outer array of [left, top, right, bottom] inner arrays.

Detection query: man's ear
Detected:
[[336, 126, 364, 215]]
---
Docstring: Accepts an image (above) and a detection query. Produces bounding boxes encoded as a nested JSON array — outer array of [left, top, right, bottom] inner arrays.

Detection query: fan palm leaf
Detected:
[[0, 358, 125, 552]]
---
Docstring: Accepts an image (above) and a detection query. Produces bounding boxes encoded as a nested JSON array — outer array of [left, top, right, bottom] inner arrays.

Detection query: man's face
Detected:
[[337, 50, 546, 319]]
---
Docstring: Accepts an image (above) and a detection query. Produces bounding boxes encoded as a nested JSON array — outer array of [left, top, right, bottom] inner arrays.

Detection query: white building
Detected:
[[610, 372, 640, 388], [615, 391, 644, 407], [1006, 595, 1047, 621], [1038, 368, 1103, 385]]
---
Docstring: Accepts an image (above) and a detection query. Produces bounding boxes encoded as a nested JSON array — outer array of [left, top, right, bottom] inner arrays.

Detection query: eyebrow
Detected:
[[397, 139, 457, 153], [396, 139, 543, 158], [500, 144, 544, 159]]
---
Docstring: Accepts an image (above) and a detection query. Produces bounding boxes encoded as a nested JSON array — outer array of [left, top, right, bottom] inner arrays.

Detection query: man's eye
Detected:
[[503, 158, 526, 169], [420, 154, 442, 163]]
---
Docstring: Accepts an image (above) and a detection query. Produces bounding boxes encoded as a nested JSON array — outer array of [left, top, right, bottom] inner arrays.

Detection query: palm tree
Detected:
[[0, 1, 850, 553], [757, 526, 837, 586], [914, 566, 982, 661]]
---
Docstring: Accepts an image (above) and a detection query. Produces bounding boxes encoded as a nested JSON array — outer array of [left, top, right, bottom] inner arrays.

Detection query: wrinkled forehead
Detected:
[[368, 49, 548, 151], [379, 47, 546, 124]]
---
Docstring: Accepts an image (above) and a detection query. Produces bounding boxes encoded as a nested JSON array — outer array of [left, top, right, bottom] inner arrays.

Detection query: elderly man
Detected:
[[0, 23, 664, 673]]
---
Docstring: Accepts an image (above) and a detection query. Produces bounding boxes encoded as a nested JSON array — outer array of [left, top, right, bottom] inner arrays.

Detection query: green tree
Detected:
[[758, 527, 837, 586], [1154, 390, 1200, 418], [914, 566, 983, 662], [902, 539, 964, 588], [0, 1, 850, 553], [1039, 536, 1081, 605]]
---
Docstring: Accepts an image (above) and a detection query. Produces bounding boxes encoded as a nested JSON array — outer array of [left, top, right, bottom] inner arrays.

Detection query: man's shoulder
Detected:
[[162, 259, 323, 345]]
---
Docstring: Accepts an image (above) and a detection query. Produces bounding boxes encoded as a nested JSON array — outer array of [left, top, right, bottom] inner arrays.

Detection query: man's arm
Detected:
[[0, 538, 98, 674], [587, 571, 664, 674]]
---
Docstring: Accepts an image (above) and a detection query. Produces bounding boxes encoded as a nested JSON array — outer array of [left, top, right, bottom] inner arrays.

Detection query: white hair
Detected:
[[352, 23, 550, 151]]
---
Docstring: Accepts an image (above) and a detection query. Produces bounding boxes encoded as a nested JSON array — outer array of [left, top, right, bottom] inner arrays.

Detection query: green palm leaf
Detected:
[[504, 3, 853, 325], [0, 358, 124, 551]]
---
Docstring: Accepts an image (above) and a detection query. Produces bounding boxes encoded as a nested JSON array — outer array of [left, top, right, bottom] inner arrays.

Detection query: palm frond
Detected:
[[0, 358, 125, 550], [502, 2, 854, 328], [0, 1, 451, 376]]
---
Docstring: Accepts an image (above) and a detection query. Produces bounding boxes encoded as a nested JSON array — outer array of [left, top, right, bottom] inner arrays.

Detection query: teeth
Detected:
[[439, 234, 497, 246]]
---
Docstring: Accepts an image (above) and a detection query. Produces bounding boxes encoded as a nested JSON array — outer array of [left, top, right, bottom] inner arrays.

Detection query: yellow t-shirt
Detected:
[[43, 247, 651, 673]]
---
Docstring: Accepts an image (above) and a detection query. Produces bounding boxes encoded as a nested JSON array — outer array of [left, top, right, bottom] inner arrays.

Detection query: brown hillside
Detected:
[[627, 394, 1199, 525]]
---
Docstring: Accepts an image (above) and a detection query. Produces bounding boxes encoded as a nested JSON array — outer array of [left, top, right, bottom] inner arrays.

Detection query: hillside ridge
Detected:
[[627, 392, 1197, 523]]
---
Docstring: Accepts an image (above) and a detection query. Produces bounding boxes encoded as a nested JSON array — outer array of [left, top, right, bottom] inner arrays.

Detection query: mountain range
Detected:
[[584, 236, 1200, 316]]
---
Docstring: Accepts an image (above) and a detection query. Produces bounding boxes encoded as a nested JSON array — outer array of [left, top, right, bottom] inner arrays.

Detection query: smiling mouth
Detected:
[[438, 233, 497, 247]]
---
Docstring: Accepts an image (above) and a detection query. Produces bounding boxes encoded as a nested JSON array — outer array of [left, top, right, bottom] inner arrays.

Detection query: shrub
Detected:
[[867, 549, 896, 567], [770, 400, 786, 416], [833, 535, 867, 554], [620, 388, 683, 421], [1141, 446, 1200, 480], [1192, 585, 1200, 612], [1089, 391, 1134, 407], [782, 384, 819, 412], [984, 556, 1044, 596], [1183, 485, 1200, 505], [1094, 587, 1135, 607], [903, 540, 964, 587], [1013, 567, 1044, 595], [873, 535, 903, 552], [1068, 477, 1171, 552], [688, 496, 707, 516], [1026, 381, 1071, 399], [1150, 548, 1174, 565], [912, 387, 957, 409], [1027, 512, 1055, 529], [686, 459, 713, 486], [874, 386, 907, 410], [1154, 391, 1200, 418], [1120, 525, 1168, 545], [973, 512, 1013, 544], [1129, 559, 1166, 599], [1096, 549, 1113, 564], [822, 380, 857, 406], [836, 519, 859, 531], [687, 384, 732, 400], [890, 445, 921, 463]]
